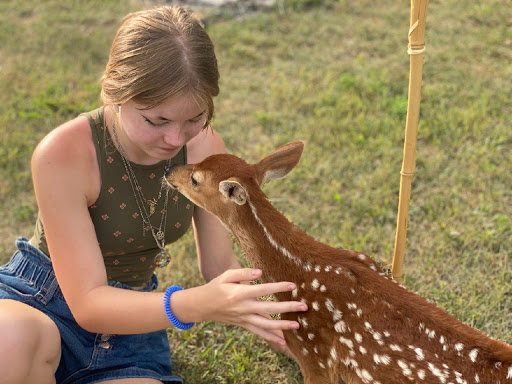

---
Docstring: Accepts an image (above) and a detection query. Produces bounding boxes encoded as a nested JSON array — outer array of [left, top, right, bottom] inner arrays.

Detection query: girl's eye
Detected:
[[191, 175, 198, 187], [189, 113, 206, 124], [143, 116, 156, 126], [143, 116, 166, 127]]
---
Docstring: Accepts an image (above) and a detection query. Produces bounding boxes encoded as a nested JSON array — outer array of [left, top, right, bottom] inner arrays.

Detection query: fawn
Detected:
[[165, 141, 512, 384]]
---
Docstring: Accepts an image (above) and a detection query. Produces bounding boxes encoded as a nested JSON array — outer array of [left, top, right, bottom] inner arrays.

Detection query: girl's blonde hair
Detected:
[[101, 6, 219, 127]]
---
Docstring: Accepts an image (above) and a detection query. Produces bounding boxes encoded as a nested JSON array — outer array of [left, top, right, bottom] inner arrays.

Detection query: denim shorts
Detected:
[[0, 237, 183, 384]]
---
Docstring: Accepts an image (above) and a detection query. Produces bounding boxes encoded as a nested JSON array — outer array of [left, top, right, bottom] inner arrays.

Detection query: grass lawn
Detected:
[[0, 0, 510, 382]]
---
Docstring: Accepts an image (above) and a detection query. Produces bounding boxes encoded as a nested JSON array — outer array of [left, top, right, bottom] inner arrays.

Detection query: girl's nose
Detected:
[[163, 125, 185, 146]]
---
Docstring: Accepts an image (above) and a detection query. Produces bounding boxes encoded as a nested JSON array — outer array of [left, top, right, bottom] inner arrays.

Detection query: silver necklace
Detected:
[[110, 115, 172, 268]]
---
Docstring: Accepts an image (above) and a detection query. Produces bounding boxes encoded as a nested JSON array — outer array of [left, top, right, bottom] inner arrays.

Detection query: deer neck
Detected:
[[221, 187, 315, 282]]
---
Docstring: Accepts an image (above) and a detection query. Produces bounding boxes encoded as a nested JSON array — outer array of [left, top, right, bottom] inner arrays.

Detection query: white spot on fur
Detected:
[[314, 346, 318, 354], [335, 267, 343, 274], [469, 349, 478, 362], [291, 288, 298, 298], [320, 285, 327, 292], [390, 344, 403, 352], [319, 361, 325, 369], [454, 343, 464, 351], [339, 336, 354, 349], [506, 366, 512, 379], [383, 331, 391, 337], [312, 301, 319, 311], [439, 335, 445, 344], [359, 346, 367, 354], [475, 373, 480, 383], [330, 347, 337, 360], [359, 369, 373, 384], [315, 265, 321, 272], [304, 262, 312, 272], [298, 316, 308, 328], [426, 328, 436, 339], [311, 279, 320, 290], [358, 254, 366, 261], [308, 333, 315, 340], [302, 347, 309, 356], [398, 360, 412, 377], [417, 369, 426, 380], [414, 347, 425, 361], [325, 266, 332, 272], [334, 320, 346, 333], [427, 362, 448, 382], [354, 333, 363, 343], [374, 354, 391, 365], [333, 309, 343, 321]]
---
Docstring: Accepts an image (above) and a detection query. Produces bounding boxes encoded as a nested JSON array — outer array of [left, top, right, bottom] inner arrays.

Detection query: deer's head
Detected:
[[165, 141, 304, 217]]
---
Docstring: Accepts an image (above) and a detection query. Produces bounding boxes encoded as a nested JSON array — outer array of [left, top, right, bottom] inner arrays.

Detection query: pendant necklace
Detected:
[[110, 113, 172, 268]]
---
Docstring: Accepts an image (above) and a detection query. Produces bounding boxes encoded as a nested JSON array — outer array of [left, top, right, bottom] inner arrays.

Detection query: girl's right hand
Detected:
[[170, 268, 308, 346]]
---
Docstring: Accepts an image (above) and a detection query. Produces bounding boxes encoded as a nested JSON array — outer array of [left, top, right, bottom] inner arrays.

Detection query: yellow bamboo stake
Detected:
[[391, 0, 429, 283]]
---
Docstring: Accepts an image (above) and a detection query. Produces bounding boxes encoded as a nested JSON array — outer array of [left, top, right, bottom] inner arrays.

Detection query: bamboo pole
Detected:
[[391, 0, 429, 283]]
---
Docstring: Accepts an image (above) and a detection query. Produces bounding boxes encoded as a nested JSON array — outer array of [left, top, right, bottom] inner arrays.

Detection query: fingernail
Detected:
[[288, 284, 296, 290], [290, 322, 299, 329], [300, 304, 308, 311], [252, 269, 262, 276]]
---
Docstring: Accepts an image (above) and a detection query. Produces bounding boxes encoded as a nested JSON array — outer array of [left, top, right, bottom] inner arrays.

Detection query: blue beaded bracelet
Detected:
[[163, 285, 195, 330]]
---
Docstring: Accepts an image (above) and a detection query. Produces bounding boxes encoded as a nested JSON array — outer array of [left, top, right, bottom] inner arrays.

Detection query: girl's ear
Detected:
[[253, 141, 304, 185]]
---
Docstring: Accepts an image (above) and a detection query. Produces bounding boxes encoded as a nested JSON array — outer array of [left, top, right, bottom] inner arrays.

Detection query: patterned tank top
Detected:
[[29, 106, 195, 286]]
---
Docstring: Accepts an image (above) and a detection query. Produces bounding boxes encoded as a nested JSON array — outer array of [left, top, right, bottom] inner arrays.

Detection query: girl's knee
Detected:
[[0, 300, 61, 382]]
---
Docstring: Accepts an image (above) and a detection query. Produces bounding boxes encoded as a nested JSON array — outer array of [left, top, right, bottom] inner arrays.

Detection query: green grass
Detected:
[[1, 0, 511, 382]]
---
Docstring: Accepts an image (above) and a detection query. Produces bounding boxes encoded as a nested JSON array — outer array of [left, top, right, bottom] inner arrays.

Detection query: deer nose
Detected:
[[164, 163, 179, 177]]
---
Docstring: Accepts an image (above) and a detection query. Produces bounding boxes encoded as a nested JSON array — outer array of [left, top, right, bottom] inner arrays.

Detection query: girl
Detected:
[[0, 5, 306, 384]]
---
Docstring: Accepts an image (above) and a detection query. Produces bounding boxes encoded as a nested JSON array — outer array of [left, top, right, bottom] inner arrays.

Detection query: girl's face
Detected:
[[116, 94, 207, 165]]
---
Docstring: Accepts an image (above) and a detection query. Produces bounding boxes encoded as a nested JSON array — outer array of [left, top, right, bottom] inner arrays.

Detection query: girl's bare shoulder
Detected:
[[31, 115, 100, 205], [187, 127, 226, 165]]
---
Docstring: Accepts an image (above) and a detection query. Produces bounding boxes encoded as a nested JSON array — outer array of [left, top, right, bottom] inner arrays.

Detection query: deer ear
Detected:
[[254, 141, 305, 185], [219, 180, 247, 205]]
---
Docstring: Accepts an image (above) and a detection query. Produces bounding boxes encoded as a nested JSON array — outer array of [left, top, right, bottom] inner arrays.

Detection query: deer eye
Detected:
[[191, 174, 198, 187]]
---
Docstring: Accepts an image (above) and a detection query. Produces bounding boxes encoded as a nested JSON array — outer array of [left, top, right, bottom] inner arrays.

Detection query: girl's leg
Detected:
[[0, 299, 61, 384]]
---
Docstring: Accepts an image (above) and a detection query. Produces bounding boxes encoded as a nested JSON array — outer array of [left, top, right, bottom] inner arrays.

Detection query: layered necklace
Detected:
[[110, 113, 172, 268]]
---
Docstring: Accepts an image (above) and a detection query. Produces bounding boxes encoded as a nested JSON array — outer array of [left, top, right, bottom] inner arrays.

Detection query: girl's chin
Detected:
[[156, 147, 181, 158]]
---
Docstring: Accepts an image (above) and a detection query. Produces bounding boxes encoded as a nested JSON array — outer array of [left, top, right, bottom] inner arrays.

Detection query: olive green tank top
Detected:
[[29, 107, 195, 286]]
